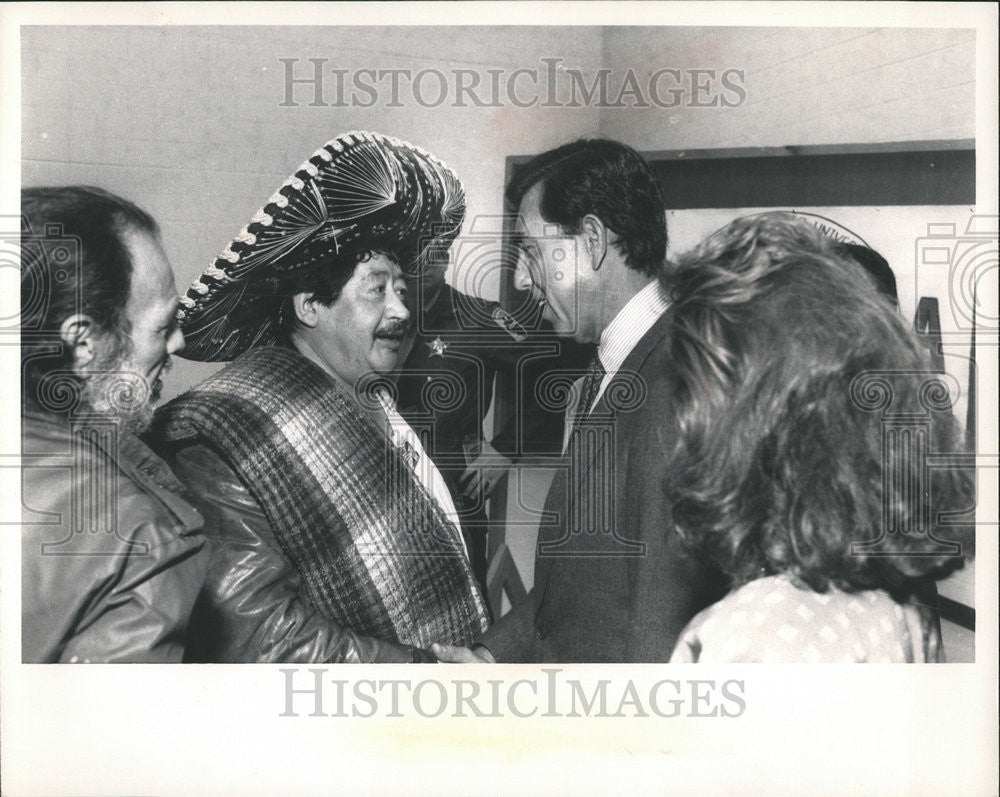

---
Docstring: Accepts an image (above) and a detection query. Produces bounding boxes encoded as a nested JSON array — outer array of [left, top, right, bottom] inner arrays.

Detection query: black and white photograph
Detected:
[[1, 3, 997, 795]]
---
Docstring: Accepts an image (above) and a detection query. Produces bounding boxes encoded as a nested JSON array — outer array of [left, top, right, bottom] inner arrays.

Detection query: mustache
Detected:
[[375, 321, 408, 340]]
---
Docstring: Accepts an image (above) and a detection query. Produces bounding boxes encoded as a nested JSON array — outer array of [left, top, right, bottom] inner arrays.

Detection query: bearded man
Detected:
[[150, 132, 489, 663], [20, 186, 208, 663]]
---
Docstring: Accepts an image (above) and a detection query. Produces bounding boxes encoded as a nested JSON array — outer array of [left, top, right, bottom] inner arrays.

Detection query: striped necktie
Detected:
[[573, 354, 605, 427]]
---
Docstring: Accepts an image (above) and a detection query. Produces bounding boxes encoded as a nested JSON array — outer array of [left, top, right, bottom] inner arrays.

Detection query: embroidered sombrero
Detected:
[[177, 131, 466, 362]]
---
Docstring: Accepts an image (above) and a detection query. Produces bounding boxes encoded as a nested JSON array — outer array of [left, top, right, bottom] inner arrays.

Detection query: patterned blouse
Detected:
[[670, 575, 943, 663]]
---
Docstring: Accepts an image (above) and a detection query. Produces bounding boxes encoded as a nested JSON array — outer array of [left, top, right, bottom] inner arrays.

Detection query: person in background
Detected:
[[838, 241, 899, 308], [149, 132, 489, 663], [396, 236, 584, 596], [20, 186, 208, 663], [664, 212, 972, 663]]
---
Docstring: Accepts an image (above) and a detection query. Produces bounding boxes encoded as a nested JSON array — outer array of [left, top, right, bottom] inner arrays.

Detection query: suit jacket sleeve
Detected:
[[477, 587, 538, 662], [172, 443, 425, 663], [622, 394, 730, 661]]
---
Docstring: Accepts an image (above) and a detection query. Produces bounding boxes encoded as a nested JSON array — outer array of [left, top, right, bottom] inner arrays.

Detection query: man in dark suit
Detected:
[[433, 139, 726, 662]]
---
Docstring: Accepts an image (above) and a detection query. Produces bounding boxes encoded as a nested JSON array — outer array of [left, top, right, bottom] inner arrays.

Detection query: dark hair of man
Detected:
[[505, 138, 667, 276], [20, 186, 159, 405], [660, 212, 972, 600], [276, 246, 399, 335]]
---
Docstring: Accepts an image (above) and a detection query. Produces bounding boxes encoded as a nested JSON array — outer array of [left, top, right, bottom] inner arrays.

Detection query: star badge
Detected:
[[427, 336, 449, 357]]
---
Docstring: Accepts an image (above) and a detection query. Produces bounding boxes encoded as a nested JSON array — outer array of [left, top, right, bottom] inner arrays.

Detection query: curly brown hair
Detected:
[[661, 212, 973, 599]]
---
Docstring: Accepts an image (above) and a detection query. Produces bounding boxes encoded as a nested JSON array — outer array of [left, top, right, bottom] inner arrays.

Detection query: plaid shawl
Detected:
[[152, 346, 489, 648]]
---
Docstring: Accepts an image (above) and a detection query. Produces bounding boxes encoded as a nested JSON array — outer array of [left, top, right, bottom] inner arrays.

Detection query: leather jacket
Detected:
[[166, 442, 434, 663], [21, 410, 209, 663]]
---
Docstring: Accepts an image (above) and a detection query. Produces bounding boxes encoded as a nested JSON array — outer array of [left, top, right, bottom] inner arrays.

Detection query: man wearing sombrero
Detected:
[[149, 132, 489, 662]]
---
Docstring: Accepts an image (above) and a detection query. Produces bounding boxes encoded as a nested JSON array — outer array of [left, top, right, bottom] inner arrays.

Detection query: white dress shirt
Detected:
[[375, 389, 468, 555], [563, 279, 671, 452]]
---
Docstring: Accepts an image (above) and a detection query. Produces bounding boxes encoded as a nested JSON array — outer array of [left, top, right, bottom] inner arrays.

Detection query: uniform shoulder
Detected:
[[445, 287, 496, 323]]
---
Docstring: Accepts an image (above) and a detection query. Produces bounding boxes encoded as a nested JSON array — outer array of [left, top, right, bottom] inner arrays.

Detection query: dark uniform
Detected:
[[396, 284, 585, 593]]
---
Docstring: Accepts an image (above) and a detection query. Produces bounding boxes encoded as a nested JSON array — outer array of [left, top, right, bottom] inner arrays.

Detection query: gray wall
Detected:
[[21, 26, 975, 399]]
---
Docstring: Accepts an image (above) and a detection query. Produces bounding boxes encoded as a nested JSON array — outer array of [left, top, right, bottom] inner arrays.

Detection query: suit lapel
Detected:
[[570, 311, 672, 482], [534, 311, 672, 591], [592, 310, 672, 417]]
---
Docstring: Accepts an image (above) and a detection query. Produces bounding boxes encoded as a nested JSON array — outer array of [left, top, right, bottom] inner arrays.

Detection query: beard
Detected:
[[81, 335, 168, 436]]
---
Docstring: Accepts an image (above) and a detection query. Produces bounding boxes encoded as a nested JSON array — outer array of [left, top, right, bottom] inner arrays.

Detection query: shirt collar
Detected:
[[596, 279, 671, 376]]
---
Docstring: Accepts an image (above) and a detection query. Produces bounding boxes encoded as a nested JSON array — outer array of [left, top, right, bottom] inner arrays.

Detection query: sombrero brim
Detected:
[[177, 131, 465, 362]]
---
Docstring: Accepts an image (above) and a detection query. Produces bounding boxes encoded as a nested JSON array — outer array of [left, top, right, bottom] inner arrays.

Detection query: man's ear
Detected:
[[59, 314, 99, 370], [581, 214, 608, 272], [292, 293, 320, 328]]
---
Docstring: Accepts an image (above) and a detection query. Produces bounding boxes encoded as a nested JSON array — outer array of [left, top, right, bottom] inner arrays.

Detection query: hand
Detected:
[[431, 642, 496, 663], [459, 441, 512, 502]]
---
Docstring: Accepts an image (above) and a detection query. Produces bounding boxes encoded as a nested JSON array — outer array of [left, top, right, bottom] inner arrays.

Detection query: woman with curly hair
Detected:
[[665, 212, 973, 663]]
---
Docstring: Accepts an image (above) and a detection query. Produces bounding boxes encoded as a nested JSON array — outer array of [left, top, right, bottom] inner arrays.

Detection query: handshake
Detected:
[[428, 642, 497, 663]]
